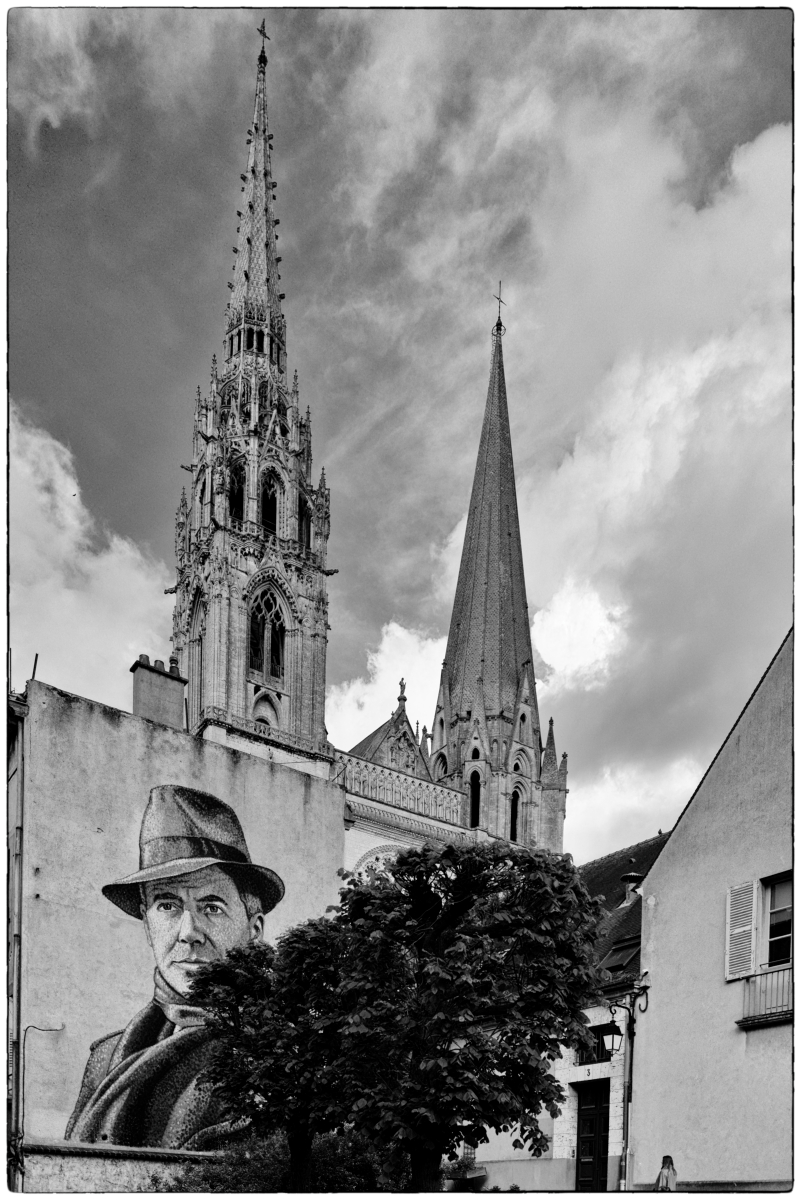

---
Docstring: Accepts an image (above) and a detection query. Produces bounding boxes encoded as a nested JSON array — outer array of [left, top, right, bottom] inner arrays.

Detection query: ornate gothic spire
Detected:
[[444, 313, 536, 723], [171, 35, 331, 758], [228, 40, 283, 323]]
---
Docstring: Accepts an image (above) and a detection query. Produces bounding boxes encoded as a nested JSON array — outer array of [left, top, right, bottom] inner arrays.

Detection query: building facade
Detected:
[[629, 631, 792, 1191]]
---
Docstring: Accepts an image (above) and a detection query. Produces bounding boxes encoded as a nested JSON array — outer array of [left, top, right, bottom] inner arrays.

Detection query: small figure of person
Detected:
[[654, 1155, 677, 1191]]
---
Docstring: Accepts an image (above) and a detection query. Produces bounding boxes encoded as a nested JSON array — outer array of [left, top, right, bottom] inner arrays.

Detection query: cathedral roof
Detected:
[[228, 40, 283, 321], [348, 683, 433, 781], [349, 717, 393, 761], [444, 319, 535, 722]]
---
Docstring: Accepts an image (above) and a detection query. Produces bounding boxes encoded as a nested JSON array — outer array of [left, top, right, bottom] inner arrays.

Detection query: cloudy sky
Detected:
[[9, 9, 791, 862]]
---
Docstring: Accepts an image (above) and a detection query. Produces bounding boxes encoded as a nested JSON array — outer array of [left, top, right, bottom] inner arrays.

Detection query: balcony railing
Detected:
[[737, 966, 792, 1029], [196, 706, 334, 760], [335, 751, 467, 828], [228, 519, 321, 567]]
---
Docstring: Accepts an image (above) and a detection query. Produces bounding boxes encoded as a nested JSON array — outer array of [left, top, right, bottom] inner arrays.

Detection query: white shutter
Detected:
[[725, 881, 758, 979]]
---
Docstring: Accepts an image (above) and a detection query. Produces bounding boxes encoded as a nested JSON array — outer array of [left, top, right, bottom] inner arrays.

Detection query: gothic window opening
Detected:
[[298, 497, 312, 549], [258, 380, 270, 407], [270, 617, 285, 679], [471, 747, 480, 760], [261, 475, 279, 535], [249, 609, 265, 673], [246, 327, 254, 351], [249, 590, 287, 682], [230, 461, 245, 522], [198, 478, 206, 526], [519, 712, 527, 737], [510, 790, 520, 843], [469, 772, 481, 829], [256, 330, 265, 354], [434, 754, 447, 779], [188, 597, 205, 729], [236, 331, 242, 353]]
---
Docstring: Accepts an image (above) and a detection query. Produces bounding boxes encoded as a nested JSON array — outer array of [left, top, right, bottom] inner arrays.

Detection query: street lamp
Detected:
[[602, 1021, 624, 1055]]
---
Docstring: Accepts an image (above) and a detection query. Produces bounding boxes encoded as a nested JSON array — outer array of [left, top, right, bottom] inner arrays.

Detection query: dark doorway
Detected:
[[575, 1079, 609, 1192]]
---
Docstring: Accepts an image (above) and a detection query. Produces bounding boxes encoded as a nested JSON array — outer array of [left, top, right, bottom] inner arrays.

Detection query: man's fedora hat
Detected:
[[102, 784, 284, 918]]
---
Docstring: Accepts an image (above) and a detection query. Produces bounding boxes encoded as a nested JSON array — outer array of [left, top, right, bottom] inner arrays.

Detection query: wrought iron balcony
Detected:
[[736, 966, 792, 1029]]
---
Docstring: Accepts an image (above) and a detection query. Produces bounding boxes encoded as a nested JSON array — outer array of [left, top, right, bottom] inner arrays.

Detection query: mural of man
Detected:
[[65, 785, 284, 1149]]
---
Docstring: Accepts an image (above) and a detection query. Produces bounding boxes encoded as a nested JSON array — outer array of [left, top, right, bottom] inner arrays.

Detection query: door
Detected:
[[575, 1079, 610, 1191]]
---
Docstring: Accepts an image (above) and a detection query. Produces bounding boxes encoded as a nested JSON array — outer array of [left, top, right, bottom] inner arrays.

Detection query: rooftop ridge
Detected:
[[578, 831, 671, 871]]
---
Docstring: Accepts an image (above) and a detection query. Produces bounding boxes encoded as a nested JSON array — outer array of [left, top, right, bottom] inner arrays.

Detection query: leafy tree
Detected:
[[332, 842, 603, 1189], [161, 1129, 408, 1192], [188, 923, 352, 1191], [191, 841, 602, 1192]]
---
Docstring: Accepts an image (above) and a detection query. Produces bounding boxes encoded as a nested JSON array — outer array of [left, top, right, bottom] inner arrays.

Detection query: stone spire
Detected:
[[429, 307, 566, 854], [444, 315, 536, 724], [228, 41, 283, 323]]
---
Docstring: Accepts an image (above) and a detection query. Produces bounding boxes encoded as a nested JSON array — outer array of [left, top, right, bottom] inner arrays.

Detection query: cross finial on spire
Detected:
[[493, 280, 506, 330], [257, 19, 269, 67]]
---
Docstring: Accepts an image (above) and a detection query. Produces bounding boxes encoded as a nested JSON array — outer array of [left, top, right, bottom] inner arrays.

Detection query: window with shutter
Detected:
[[725, 880, 758, 980]]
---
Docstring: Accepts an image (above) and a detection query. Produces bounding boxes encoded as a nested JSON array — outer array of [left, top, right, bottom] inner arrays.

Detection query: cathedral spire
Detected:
[[444, 312, 535, 724], [171, 38, 331, 760], [429, 304, 566, 852], [228, 35, 283, 324]]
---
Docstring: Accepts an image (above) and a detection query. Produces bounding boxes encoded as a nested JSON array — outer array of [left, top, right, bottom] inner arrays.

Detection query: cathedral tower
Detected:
[[171, 38, 332, 760], [429, 312, 567, 851]]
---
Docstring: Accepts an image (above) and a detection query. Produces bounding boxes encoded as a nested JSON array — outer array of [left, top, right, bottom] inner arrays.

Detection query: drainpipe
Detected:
[[609, 978, 649, 1192]]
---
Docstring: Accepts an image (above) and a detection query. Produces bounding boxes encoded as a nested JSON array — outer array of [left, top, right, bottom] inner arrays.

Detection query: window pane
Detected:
[[249, 611, 264, 673], [769, 912, 791, 938], [768, 935, 792, 965], [771, 881, 792, 911]]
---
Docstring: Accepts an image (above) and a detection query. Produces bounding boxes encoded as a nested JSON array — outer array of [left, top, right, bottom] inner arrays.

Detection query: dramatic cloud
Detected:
[[326, 622, 446, 752], [9, 11, 791, 863], [10, 405, 173, 708], [533, 580, 628, 696]]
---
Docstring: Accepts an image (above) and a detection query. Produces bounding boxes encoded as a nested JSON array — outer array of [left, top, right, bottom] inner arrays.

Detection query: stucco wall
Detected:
[[16, 681, 345, 1143], [630, 633, 792, 1187]]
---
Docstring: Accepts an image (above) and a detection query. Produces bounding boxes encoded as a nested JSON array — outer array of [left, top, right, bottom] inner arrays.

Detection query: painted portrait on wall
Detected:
[[65, 784, 284, 1149]]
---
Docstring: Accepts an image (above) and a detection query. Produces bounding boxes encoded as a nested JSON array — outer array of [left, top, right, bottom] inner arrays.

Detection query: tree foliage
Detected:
[[190, 841, 603, 1191], [161, 1129, 408, 1193]]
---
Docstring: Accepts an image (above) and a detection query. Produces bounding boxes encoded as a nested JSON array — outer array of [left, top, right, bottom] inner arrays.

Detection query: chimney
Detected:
[[619, 871, 645, 905], [130, 654, 187, 730]]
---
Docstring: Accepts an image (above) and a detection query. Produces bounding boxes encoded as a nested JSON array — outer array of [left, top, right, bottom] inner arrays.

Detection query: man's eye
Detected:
[[156, 901, 177, 912], [203, 903, 223, 915]]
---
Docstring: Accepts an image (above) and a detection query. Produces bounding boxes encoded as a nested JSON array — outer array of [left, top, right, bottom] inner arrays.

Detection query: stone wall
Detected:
[[21, 1142, 221, 1193]]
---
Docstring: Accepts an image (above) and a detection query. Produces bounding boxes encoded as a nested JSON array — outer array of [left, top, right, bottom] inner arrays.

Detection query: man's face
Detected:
[[141, 865, 263, 996]]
